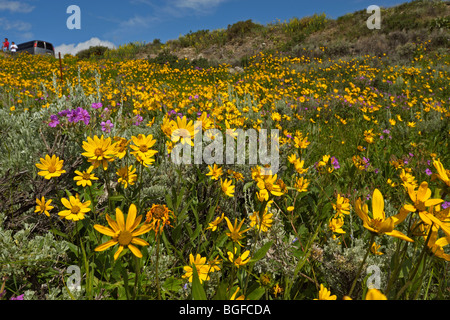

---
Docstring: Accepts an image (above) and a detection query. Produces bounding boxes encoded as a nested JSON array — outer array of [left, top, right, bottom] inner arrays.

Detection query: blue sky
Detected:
[[0, 0, 404, 55]]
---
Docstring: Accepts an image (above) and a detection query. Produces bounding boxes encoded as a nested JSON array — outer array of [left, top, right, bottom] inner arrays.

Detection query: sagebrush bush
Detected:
[[227, 20, 263, 41], [76, 46, 110, 60]]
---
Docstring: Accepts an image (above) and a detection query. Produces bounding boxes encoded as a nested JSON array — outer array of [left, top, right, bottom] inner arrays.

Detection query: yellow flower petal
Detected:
[[94, 224, 116, 237], [95, 239, 118, 252], [116, 207, 125, 230], [114, 246, 124, 260], [372, 189, 385, 220], [128, 244, 143, 258], [126, 203, 137, 231]]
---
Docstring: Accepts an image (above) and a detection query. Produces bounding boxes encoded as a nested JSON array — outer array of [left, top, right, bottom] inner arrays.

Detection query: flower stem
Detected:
[[121, 263, 130, 300], [243, 199, 267, 294], [385, 237, 410, 296], [133, 255, 141, 299], [103, 167, 113, 214], [395, 224, 433, 299], [348, 233, 374, 298], [155, 233, 161, 300], [77, 225, 91, 300]]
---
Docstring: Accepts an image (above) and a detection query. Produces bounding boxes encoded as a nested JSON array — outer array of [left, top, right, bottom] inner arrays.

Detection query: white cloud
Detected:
[[173, 0, 226, 10], [54, 37, 116, 56], [119, 15, 159, 29], [0, 19, 31, 31], [0, 0, 34, 13], [127, 0, 228, 21]]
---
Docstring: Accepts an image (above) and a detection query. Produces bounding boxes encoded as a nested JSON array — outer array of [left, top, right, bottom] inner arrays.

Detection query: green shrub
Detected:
[[103, 42, 146, 60], [76, 46, 109, 60], [383, 12, 422, 32], [429, 16, 450, 30], [282, 13, 329, 49], [396, 42, 418, 60], [148, 51, 180, 66], [148, 51, 216, 70], [226, 20, 263, 41]]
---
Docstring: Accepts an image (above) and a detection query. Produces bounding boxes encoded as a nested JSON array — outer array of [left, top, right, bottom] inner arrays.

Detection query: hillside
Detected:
[[1, 0, 450, 302], [78, 0, 450, 65]]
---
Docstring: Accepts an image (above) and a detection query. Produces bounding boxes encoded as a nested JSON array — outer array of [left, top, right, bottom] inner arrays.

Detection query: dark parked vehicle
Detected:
[[16, 40, 55, 57]]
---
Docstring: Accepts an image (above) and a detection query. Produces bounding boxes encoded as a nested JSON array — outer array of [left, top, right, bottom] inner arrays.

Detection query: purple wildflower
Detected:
[[425, 168, 432, 176], [65, 108, 90, 125], [10, 294, 24, 300], [58, 109, 70, 117], [442, 202, 450, 210], [133, 114, 143, 126], [67, 109, 78, 123], [48, 115, 59, 127], [91, 102, 103, 109], [76, 107, 90, 125], [101, 120, 114, 133], [363, 157, 370, 169], [331, 156, 340, 169]]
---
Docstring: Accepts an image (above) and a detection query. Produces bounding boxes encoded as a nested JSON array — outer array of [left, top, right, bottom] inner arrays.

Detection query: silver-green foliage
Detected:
[[0, 71, 102, 177], [0, 212, 70, 278], [0, 107, 50, 176], [249, 207, 299, 278]]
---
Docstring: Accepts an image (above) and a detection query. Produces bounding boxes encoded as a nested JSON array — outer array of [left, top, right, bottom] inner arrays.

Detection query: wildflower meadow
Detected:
[[0, 30, 449, 302]]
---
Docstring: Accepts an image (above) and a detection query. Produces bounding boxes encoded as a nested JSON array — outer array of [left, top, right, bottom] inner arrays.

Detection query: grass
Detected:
[[0, 0, 449, 301]]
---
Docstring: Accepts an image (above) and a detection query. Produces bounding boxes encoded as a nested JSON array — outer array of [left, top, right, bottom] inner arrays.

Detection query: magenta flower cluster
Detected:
[[49, 107, 91, 127], [48, 103, 104, 128]]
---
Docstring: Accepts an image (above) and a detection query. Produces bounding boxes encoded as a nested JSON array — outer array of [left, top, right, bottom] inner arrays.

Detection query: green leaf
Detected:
[[319, 202, 333, 220], [163, 276, 184, 292], [216, 233, 228, 248], [243, 181, 254, 192], [191, 265, 207, 300], [190, 225, 202, 243], [50, 227, 68, 240], [212, 282, 228, 300], [176, 186, 186, 209], [250, 241, 273, 263], [205, 196, 220, 227], [171, 224, 183, 243], [246, 286, 265, 300], [64, 189, 73, 198], [165, 191, 174, 210], [161, 231, 173, 255], [66, 242, 80, 257], [108, 194, 125, 202], [293, 222, 322, 278]]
